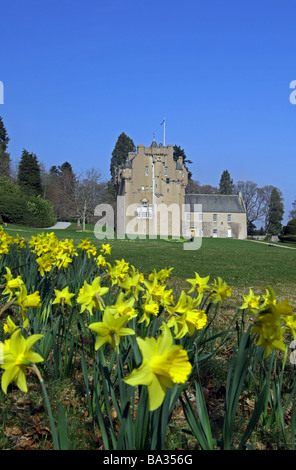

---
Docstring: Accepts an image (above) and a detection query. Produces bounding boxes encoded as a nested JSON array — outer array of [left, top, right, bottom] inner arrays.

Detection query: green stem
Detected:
[[31, 363, 60, 450]]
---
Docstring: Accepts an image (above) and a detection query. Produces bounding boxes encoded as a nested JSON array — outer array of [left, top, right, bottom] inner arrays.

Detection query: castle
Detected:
[[115, 140, 247, 240]]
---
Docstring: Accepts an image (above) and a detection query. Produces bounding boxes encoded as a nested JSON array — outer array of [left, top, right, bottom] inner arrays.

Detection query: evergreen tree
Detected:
[[0, 116, 11, 178], [219, 170, 235, 195], [173, 145, 192, 179], [17, 149, 42, 197], [110, 132, 136, 182], [289, 199, 296, 219], [265, 187, 284, 235]]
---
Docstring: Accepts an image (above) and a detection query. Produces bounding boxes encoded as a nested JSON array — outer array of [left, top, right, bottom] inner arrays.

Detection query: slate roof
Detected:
[[185, 194, 246, 213]]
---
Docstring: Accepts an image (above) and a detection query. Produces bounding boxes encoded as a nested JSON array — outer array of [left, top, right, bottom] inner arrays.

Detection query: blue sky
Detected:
[[1, 0, 296, 224]]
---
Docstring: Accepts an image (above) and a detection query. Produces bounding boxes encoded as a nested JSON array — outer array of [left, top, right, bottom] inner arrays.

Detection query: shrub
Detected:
[[0, 178, 55, 227], [279, 218, 296, 243], [26, 196, 55, 227]]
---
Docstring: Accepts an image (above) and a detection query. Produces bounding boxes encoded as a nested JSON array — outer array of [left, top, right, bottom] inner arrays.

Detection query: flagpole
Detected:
[[161, 118, 166, 147]]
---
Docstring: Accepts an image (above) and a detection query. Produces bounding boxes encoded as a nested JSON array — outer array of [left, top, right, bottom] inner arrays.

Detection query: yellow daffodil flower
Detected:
[[138, 292, 159, 326], [106, 259, 129, 286], [143, 278, 174, 307], [101, 243, 111, 255], [148, 267, 174, 284], [52, 286, 75, 306], [119, 272, 144, 300], [186, 272, 210, 295], [14, 284, 42, 327], [96, 254, 107, 268], [104, 292, 137, 320], [284, 314, 296, 340], [1, 267, 24, 300], [210, 277, 232, 303], [167, 291, 207, 338], [240, 289, 261, 311], [3, 316, 18, 335], [1, 329, 44, 394], [124, 323, 192, 411], [13, 234, 26, 250], [77, 277, 109, 314], [89, 309, 135, 351]]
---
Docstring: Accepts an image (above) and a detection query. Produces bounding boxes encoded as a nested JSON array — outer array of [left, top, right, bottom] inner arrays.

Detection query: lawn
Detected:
[[4, 222, 296, 302]]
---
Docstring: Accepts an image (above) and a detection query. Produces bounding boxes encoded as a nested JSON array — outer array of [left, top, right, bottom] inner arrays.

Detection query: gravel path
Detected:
[[44, 221, 72, 229], [245, 239, 296, 249]]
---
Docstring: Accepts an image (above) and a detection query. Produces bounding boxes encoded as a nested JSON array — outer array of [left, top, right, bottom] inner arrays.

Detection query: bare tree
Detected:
[[74, 168, 107, 230], [235, 181, 266, 226]]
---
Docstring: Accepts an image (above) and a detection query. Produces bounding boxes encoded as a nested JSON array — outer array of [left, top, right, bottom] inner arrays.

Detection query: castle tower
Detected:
[[115, 140, 188, 237]]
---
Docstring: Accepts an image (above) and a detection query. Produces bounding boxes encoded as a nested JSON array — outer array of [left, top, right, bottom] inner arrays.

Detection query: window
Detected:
[[165, 166, 168, 176], [186, 213, 191, 222], [213, 214, 217, 222], [137, 202, 153, 219], [145, 166, 149, 176], [227, 214, 232, 222]]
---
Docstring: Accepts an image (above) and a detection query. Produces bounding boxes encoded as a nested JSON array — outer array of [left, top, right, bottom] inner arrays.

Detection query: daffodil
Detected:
[[101, 243, 111, 255], [261, 287, 293, 315], [14, 284, 41, 326], [167, 291, 207, 338], [240, 289, 261, 311], [124, 323, 192, 411], [77, 277, 109, 314], [148, 267, 174, 284], [104, 292, 137, 320], [106, 259, 129, 286], [36, 252, 56, 276], [52, 286, 75, 306], [3, 316, 18, 335], [89, 309, 135, 351], [1, 329, 44, 394], [13, 234, 26, 250], [1, 267, 24, 300], [210, 277, 232, 303], [251, 301, 288, 357], [186, 272, 210, 295], [143, 278, 174, 307], [138, 292, 159, 326], [96, 254, 107, 268], [283, 314, 296, 340], [119, 272, 144, 300]]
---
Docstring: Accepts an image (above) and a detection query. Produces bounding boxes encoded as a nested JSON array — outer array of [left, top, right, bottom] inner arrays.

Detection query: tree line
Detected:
[[0, 116, 111, 229], [0, 120, 294, 236]]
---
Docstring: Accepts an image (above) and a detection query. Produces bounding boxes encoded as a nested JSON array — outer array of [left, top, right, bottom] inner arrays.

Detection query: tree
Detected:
[[110, 132, 136, 183], [265, 187, 284, 235], [74, 168, 106, 230], [235, 180, 267, 233], [186, 178, 218, 194], [17, 149, 42, 197], [219, 170, 235, 195], [44, 161, 76, 220], [0, 116, 11, 178], [173, 145, 192, 179], [289, 199, 296, 219]]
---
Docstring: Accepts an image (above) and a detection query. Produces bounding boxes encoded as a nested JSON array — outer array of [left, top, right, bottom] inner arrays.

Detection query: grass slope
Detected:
[[3, 223, 296, 301]]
